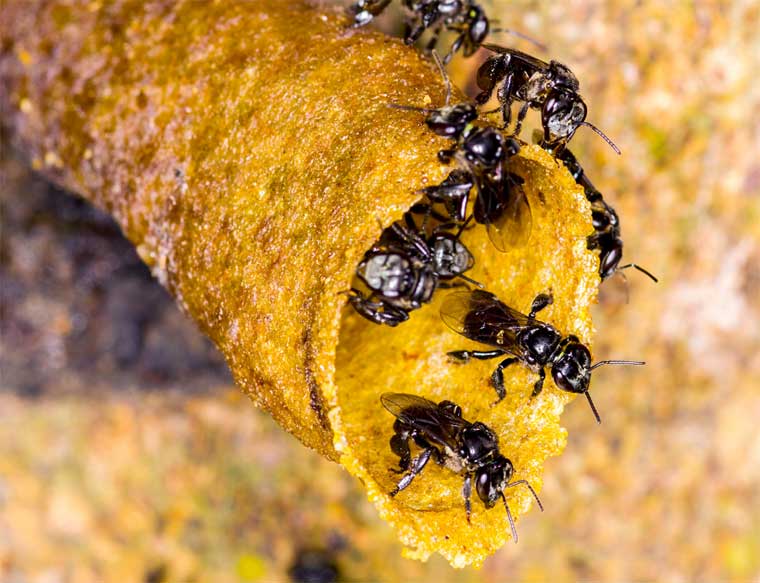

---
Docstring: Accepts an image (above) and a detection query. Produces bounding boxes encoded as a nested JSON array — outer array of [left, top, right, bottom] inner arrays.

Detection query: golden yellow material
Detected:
[[0, 0, 597, 566]]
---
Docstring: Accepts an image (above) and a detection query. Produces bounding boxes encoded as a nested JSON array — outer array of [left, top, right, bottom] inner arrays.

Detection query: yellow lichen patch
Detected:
[[0, 0, 598, 567]]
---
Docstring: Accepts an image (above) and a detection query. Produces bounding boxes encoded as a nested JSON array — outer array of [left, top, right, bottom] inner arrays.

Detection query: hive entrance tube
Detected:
[[0, 0, 600, 568]]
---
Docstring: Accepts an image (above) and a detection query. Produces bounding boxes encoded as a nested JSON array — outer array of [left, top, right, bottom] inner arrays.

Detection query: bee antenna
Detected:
[[431, 50, 451, 106], [580, 121, 621, 155], [590, 359, 645, 371], [505, 479, 544, 512], [453, 214, 474, 238], [500, 492, 519, 544], [387, 103, 435, 114], [585, 391, 602, 424], [456, 273, 485, 289], [490, 27, 547, 51], [618, 263, 659, 283]]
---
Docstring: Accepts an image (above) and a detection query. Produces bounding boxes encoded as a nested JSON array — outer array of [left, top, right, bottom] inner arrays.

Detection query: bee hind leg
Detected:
[[447, 349, 505, 364], [390, 448, 433, 496], [389, 429, 411, 473]]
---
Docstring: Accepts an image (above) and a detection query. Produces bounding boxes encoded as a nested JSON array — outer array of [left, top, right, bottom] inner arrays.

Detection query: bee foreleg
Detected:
[[437, 148, 457, 164], [462, 473, 473, 524], [531, 368, 546, 397], [426, 25, 444, 54]]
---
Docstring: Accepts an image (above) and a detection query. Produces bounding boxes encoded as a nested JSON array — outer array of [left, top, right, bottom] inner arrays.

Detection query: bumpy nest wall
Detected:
[[0, 0, 598, 566]]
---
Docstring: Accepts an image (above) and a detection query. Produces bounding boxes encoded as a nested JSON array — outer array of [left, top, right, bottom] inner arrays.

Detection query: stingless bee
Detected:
[[350, 1, 544, 63], [441, 289, 645, 422], [557, 148, 658, 283], [381, 392, 543, 541], [395, 53, 533, 250], [348, 213, 477, 325], [476, 45, 620, 155]]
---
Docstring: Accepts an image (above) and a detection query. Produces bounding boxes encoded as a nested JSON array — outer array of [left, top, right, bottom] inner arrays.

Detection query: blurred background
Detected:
[[1, 0, 759, 581]]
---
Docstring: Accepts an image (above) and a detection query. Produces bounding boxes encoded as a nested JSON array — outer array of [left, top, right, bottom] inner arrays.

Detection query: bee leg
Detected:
[[497, 74, 516, 130], [438, 400, 463, 418], [443, 32, 464, 65], [350, 0, 392, 27], [531, 368, 546, 398], [513, 101, 531, 137], [437, 148, 457, 164], [447, 349, 505, 364], [462, 473, 473, 524], [390, 427, 411, 473], [528, 292, 553, 319], [491, 357, 518, 404], [426, 25, 444, 54], [586, 232, 602, 250], [404, 19, 425, 45], [475, 55, 505, 105], [437, 281, 470, 290], [348, 291, 409, 326], [390, 448, 433, 496]]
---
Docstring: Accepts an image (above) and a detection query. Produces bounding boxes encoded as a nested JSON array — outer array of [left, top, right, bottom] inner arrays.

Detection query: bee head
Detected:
[[551, 336, 592, 395], [426, 104, 478, 138], [462, 127, 505, 169], [542, 90, 587, 144], [475, 455, 513, 508], [599, 239, 624, 280]]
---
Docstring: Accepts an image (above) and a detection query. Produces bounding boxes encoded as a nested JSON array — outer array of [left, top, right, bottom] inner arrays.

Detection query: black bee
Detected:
[[475, 45, 620, 155], [557, 148, 657, 283], [349, 1, 488, 64], [348, 215, 477, 325], [403, 1, 490, 64], [441, 289, 644, 422], [392, 52, 506, 167], [350, 1, 544, 64], [381, 392, 543, 541], [392, 212, 480, 285], [396, 54, 532, 250], [419, 151, 532, 252]]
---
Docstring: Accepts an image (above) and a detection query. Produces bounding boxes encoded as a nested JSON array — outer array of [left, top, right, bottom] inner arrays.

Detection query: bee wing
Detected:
[[473, 171, 532, 252], [380, 393, 467, 447], [485, 173, 532, 251], [440, 290, 532, 351], [381, 392, 439, 419], [481, 44, 548, 70]]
